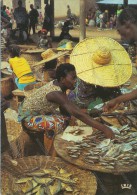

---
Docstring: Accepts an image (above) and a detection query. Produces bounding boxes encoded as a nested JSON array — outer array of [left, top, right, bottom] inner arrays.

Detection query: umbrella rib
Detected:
[[72, 49, 124, 57], [78, 64, 131, 74]]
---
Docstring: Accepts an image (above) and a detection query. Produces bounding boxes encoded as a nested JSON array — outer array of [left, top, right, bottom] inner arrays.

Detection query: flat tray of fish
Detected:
[[1, 156, 97, 195], [54, 125, 137, 174]]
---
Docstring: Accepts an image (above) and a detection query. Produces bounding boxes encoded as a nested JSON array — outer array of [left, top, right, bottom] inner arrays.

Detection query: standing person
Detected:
[[39, 12, 43, 25], [1, 5, 10, 20], [67, 5, 71, 18], [6, 7, 10, 16], [103, 8, 137, 112], [14, 0, 28, 34], [109, 14, 114, 29], [8, 44, 36, 90], [28, 4, 39, 35], [95, 9, 101, 27], [117, 5, 123, 18], [43, 0, 52, 32], [103, 10, 108, 29]]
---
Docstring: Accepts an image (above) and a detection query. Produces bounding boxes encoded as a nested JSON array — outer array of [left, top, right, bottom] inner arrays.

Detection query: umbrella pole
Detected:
[[79, 0, 86, 41]]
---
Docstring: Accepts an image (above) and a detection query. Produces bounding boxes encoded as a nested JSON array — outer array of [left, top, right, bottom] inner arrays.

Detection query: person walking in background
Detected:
[[28, 4, 39, 35], [67, 5, 71, 18]]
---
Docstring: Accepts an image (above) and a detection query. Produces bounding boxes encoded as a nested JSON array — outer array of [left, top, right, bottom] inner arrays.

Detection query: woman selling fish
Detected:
[[70, 36, 133, 112], [19, 63, 115, 153]]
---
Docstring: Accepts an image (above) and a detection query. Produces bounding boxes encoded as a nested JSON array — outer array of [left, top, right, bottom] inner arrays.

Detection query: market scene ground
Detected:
[[1, 1, 137, 195]]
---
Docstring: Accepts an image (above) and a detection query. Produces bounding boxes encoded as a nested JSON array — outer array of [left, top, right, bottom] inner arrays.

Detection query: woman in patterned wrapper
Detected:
[[19, 63, 114, 154]]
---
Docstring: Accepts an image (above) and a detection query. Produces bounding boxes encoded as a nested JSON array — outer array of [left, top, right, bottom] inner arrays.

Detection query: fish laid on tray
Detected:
[[65, 125, 137, 170], [15, 167, 79, 195]]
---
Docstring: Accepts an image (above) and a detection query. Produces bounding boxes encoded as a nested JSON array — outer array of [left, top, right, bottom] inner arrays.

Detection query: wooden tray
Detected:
[[54, 134, 137, 174], [1, 156, 97, 195], [101, 116, 122, 128]]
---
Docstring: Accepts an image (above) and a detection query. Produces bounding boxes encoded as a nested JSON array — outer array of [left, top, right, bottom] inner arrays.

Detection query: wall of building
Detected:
[[2, 0, 80, 18]]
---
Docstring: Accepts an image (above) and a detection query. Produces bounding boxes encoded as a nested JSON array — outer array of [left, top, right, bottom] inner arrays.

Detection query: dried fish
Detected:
[[96, 139, 111, 148], [121, 144, 132, 152], [105, 145, 121, 158], [52, 176, 76, 184], [36, 186, 45, 195], [49, 180, 61, 195], [69, 154, 79, 158], [42, 169, 57, 176], [61, 183, 73, 192], [16, 177, 32, 184], [22, 180, 33, 193], [33, 177, 53, 185], [27, 170, 45, 177]]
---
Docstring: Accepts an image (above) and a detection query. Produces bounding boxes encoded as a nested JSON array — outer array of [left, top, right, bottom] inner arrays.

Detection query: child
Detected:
[[38, 29, 52, 49], [8, 44, 36, 90]]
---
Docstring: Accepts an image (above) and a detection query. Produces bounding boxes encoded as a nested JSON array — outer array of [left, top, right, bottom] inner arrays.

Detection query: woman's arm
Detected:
[[47, 91, 115, 139], [103, 89, 137, 112]]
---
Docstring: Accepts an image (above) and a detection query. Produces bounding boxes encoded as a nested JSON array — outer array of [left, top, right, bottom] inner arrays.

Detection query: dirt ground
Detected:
[[54, 26, 121, 40], [29, 26, 121, 48]]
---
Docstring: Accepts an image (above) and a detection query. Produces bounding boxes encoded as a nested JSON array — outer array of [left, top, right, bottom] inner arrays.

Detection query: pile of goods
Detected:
[[101, 110, 137, 129], [16, 167, 79, 194], [66, 125, 137, 170]]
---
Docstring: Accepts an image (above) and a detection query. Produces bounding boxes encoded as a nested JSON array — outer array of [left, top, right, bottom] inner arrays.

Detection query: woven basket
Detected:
[[4, 109, 23, 158], [1, 156, 97, 195], [21, 53, 42, 66], [1, 77, 15, 97]]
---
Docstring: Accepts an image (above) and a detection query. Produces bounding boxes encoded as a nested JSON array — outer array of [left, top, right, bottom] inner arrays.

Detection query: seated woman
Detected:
[[38, 29, 52, 49], [8, 44, 36, 90], [19, 64, 114, 153]]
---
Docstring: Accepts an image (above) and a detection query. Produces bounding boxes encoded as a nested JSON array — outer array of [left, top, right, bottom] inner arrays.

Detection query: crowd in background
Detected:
[[86, 5, 124, 30]]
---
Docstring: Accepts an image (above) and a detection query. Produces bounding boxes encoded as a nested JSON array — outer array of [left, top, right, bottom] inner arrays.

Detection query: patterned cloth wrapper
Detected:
[[23, 114, 70, 134]]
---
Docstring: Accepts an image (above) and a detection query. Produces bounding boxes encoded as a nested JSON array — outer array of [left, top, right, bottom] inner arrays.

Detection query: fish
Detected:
[[30, 185, 41, 194], [49, 180, 61, 195], [52, 176, 76, 184], [61, 183, 73, 192], [69, 154, 79, 158], [96, 139, 111, 148], [42, 169, 57, 176], [32, 179, 38, 188], [33, 177, 53, 185], [16, 177, 32, 184], [22, 180, 33, 193], [105, 144, 121, 158], [36, 186, 45, 195], [26, 170, 45, 177], [121, 143, 132, 152]]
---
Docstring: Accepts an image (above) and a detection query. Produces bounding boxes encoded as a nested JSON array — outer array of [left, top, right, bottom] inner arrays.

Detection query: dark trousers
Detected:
[[29, 21, 36, 34]]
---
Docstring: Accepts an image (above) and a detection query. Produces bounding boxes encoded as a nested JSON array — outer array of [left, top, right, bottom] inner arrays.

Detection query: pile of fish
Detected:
[[16, 167, 79, 195], [66, 125, 137, 170]]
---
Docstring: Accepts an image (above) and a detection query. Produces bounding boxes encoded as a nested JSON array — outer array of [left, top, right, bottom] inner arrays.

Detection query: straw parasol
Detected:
[[70, 37, 132, 87]]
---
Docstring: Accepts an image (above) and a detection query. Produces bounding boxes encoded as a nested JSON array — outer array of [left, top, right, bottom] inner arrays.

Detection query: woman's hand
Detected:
[[103, 128, 115, 139], [103, 99, 119, 112]]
